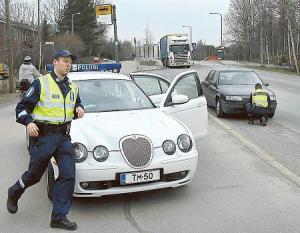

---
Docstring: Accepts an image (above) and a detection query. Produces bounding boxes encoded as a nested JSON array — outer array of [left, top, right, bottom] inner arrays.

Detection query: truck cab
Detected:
[[160, 34, 191, 68]]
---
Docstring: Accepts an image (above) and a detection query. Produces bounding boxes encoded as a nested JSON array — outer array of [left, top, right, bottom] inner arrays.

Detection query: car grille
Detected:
[[120, 135, 153, 168], [174, 54, 189, 63]]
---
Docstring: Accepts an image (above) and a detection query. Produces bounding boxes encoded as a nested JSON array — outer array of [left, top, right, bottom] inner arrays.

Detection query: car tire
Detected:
[[216, 99, 225, 118], [268, 113, 275, 118], [47, 162, 55, 201]]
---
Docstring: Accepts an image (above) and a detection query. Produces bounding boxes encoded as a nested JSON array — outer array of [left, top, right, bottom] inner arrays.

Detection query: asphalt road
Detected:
[[1, 61, 300, 233]]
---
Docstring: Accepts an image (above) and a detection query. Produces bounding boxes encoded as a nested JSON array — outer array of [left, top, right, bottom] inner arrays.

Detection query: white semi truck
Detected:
[[160, 34, 191, 68]]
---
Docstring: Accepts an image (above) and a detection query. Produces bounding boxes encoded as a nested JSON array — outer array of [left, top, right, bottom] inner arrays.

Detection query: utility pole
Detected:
[[5, 0, 14, 93], [38, 0, 42, 71], [111, 5, 119, 63]]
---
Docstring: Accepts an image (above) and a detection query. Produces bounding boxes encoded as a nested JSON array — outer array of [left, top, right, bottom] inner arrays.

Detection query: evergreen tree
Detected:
[[58, 0, 106, 57]]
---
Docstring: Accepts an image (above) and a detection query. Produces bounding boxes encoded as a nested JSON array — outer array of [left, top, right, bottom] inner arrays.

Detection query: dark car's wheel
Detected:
[[216, 99, 225, 118], [268, 113, 275, 118], [47, 162, 55, 201]]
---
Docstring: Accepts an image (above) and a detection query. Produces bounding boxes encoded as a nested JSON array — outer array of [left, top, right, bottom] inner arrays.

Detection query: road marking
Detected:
[[208, 113, 300, 188]]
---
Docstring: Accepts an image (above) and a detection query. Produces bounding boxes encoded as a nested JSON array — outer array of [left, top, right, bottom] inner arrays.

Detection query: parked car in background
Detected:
[[202, 69, 277, 118]]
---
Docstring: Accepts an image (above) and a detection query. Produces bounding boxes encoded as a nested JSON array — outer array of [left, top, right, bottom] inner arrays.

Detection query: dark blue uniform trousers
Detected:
[[246, 103, 267, 118], [9, 132, 75, 221]]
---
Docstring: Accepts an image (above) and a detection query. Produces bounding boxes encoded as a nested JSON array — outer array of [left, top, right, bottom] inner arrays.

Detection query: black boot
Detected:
[[248, 117, 254, 125], [50, 219, 77, 231], [7, 189, 19, 214]]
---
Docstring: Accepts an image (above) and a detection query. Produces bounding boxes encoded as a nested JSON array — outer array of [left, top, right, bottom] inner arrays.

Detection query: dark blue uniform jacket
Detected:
[[16, 72, 83, 126]]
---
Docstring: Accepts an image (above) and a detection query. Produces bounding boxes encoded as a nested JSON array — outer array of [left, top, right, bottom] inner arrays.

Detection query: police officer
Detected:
[[18, 56, 41, 92], [7, 50, 85, 231], [246, 83, 270, 126]]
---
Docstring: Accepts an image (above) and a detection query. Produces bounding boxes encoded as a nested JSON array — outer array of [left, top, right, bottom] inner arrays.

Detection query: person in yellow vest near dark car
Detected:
[[246, 83, 271, 126], [7, 50, 85, 231]]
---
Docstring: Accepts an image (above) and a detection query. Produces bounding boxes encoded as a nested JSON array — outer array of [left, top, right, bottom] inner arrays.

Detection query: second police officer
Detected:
[[7, 50, 85, 231], [246, 83, 271, 126]]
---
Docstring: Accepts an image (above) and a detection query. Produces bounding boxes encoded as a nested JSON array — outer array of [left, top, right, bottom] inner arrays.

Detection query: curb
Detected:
[[208, 112, 300, 188]]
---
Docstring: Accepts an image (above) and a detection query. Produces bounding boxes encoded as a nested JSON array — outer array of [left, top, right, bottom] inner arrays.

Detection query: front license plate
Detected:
[[120, 170, 160, 185]]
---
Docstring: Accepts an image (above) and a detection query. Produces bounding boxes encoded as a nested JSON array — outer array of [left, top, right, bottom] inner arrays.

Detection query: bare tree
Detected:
[[144, 24, 153, 45]]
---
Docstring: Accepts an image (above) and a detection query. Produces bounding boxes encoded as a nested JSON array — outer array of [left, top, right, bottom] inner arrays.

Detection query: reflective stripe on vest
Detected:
[[252, 88, 268, 108], [32, 74, 78, 124]]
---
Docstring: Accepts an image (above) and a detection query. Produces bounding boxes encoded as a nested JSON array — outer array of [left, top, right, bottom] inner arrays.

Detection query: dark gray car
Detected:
[[202, 69, 277, 118]]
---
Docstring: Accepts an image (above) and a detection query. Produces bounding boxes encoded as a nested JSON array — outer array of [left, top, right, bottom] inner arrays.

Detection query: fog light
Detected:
[[81, 182, 89, 188]]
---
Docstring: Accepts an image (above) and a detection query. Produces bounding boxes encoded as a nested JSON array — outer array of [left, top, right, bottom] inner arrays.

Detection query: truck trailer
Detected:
[[160, 34, 191, 68]]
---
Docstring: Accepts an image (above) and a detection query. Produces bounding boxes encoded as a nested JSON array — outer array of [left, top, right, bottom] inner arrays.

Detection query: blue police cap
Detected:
[[53, 50, 77, 61]]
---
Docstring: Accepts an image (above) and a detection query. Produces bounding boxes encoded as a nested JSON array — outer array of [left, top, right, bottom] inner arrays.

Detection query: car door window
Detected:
[[209, 71, 217, 84], [160, 79, 169, 93], [205, 70, 215, 82], [134, 77, 162, 95], [170, 73, 201, 100]]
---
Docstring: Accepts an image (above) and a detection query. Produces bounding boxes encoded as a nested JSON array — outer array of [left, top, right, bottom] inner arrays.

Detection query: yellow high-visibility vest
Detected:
[[252, 88, 268, 108], [32, 74, 78, 124]]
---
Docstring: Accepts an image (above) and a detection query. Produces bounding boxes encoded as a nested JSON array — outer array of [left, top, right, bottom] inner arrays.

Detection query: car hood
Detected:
[[70, 108, 188, 151], [219, 85, 275, 96]]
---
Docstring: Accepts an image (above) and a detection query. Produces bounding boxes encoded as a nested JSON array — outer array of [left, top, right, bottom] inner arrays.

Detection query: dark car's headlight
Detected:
[[73, 143, 88, 163], [177, 134, 192, 152], [93, 145, 109, 162], [225, 95, 242, 101], [162, 140, 176, 155], [270, 95, 276, 101]]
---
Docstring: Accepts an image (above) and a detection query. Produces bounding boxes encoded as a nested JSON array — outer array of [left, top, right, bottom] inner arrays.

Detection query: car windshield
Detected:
[[74, 79, 155, 113], [218, 71, 262, 85], [169, 44, 190, 54]]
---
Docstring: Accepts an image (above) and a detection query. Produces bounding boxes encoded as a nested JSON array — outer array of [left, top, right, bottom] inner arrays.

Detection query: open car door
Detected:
[[129, 73, 170, 107], [159, 70, 207, 140]]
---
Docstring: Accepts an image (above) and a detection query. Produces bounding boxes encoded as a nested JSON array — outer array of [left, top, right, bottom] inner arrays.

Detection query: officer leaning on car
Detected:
[[7, 50, 85, 231], [246, 83, 271, 126]]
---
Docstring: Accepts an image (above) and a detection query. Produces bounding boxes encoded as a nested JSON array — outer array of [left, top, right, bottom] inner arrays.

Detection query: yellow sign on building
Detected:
[[95, 4, 112, 16]]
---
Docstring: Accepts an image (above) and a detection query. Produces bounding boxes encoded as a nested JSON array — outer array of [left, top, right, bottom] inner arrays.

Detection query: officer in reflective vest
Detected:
[[7, 50, 84, 231], [246, 83, 270, 126]]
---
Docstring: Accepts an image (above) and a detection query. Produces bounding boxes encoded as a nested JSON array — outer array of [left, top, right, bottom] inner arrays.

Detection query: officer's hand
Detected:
[[76, 106, 85, 118], [27, 122, 39, 137]]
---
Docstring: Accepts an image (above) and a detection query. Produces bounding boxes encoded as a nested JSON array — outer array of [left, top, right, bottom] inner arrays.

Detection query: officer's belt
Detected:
[[35, 122, 71, 135]]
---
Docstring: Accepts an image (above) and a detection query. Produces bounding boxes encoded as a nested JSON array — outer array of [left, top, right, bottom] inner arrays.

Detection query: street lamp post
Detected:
[[209, 12, 223, 46], [182, 25, 192, 50], [182, 25, 193, 64], [71, 12, 80, 36]]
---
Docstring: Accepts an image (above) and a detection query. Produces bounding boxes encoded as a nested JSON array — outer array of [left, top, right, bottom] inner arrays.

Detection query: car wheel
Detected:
[[268, 113, 275, 118], [47, 162, 55, 201], [216, 99, 225, 118]]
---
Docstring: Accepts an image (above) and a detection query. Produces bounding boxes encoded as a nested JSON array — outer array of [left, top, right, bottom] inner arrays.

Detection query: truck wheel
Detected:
[[47, 163, 55, 201], [166, 59, 169, 68], [216, 99, 225, 118]]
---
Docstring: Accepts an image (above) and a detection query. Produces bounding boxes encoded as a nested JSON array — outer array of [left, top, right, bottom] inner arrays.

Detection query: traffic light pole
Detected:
[[112, 5, 119, 63]]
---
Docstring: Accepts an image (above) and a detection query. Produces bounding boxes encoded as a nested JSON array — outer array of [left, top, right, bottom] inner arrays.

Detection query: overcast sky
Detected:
[[107, 0, 231, 46]]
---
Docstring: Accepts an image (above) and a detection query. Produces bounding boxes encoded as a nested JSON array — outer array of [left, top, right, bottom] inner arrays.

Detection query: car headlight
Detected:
[[270, 95, 276, 101], [162, 140, 176, 155], [73, 143, 88, 163], [93, 145, 109, 162], [226, 96, 243, 101], [177, 134, 192, 152]]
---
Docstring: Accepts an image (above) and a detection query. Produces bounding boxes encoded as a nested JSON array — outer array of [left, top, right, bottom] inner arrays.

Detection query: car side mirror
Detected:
[[265, 82, 270, 86], [172, 94, 189, 105]]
